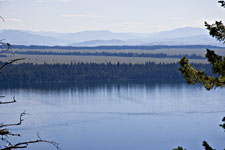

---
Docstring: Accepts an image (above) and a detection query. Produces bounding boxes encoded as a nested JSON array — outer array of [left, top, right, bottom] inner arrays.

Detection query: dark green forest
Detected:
[[0, 62, 211, 83]]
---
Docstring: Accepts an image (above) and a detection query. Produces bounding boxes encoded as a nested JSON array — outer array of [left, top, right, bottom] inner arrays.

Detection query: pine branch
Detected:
[[179, 58, 223, 90], [202, 141, 215, 150], [218, 1, 225, 7]]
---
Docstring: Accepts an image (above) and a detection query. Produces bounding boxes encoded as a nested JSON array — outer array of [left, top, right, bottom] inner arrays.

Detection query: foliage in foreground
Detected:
[[176, 1, 225, 150], [179, 2, 225, 91]]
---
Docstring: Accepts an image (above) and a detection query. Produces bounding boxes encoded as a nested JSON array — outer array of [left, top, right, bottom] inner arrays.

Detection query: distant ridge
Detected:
[[0, 27, 223, 46], [68, 39, 127, 46]]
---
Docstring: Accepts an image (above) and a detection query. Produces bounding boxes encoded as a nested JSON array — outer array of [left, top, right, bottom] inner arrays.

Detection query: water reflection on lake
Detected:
[[0, 82, 224, 150]]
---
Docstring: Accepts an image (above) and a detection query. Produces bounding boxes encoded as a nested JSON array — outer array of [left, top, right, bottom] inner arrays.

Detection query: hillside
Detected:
[[0, 27, 222, 46]]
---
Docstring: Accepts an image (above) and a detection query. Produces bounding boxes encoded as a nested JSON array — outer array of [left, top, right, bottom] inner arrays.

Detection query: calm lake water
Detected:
[[0, 82, 224, 150]]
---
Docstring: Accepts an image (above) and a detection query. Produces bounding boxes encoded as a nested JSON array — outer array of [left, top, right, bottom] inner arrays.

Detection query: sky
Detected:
[[0, 0, 225, 33]]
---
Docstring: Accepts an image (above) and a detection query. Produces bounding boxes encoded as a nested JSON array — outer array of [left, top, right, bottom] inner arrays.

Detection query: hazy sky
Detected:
[[0, 0, 224, 33]]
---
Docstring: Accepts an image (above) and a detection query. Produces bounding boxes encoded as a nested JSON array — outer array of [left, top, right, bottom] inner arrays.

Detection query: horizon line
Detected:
[[0, 26, 206, 34]]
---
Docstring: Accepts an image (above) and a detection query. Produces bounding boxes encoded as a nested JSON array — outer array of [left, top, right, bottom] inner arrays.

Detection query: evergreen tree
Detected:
[[174, 1, 225, 150], [179, 1, 225, 91]]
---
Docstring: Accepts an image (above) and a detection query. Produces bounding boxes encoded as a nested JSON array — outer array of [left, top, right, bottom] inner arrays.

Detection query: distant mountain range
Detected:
[[0, 27, 223, 46]]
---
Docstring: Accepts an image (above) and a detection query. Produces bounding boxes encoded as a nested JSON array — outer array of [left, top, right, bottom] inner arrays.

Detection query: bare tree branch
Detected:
[[0, 129, 20, 138], [0, 111, 26, 128], [0, 16, 4, 22], [0, 41, 11, 53], [0, 58, 25, 72], [0, 133, 61, 150], [0, 112, 61, 150], [0, 16, 60, 150], [0, 96, 16, 105]]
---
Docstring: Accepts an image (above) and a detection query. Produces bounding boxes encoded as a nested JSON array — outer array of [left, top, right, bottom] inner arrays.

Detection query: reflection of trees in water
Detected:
[[0, 81, 185, 92]]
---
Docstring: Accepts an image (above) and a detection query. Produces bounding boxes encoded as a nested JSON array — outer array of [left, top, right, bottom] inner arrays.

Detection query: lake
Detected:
[[0, 82, 224, 150]]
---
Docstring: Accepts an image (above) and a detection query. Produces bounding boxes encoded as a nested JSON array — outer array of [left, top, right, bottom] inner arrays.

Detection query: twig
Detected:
[[0, 111, 26, 128], [0, 16, 4, 22], [0, 96, 16, 105], [0, 58, 25, 71], [0, 134, 61, 150], [0, 41, 11, 53]]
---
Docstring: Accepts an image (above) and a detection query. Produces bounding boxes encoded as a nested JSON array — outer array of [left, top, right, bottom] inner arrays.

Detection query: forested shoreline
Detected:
[[0, 62, 211, 83]]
